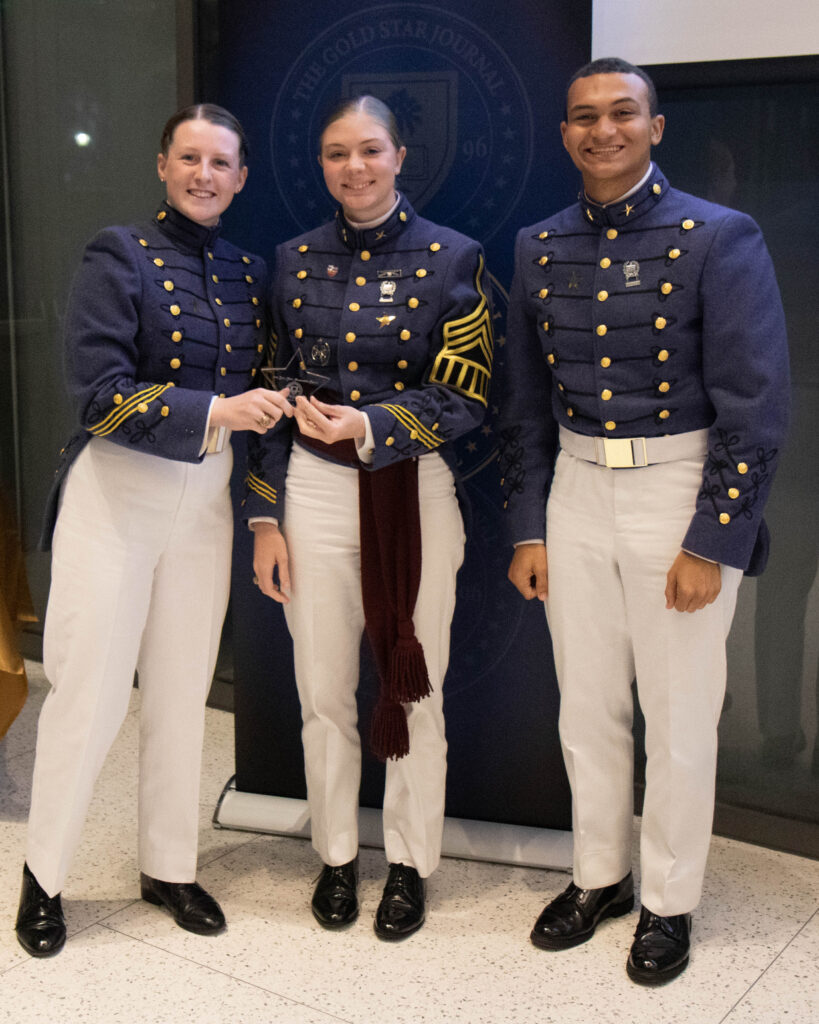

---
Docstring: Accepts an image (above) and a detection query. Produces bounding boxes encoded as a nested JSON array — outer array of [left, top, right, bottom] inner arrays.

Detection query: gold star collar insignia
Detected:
[[377, 314, 396, 327]]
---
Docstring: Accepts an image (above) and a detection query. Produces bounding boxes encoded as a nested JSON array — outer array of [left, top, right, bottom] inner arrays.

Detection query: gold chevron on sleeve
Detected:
[[428, 253, 493, 406], [246, 472, 278, 506], [379, 403, 443, 449], [90, 383, 171, 437]]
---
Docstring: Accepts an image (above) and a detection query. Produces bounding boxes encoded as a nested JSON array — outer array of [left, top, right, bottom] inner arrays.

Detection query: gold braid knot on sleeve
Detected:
[[428, 253, 493, 407]]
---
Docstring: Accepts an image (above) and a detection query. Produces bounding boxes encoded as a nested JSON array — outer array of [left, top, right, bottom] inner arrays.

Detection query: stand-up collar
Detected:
[[579, 165, 669, 228], [334, 193, 416, 251], [153, 200, 222, 251]]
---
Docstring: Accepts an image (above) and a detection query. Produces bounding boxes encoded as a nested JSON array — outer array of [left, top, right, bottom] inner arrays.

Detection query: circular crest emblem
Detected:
[[270, 3, 533, 241]]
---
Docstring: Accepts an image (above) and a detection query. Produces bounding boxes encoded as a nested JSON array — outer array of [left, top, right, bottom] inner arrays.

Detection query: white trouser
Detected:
[[283, 444, 464, 878], [27, 438, 233, 897], [545, 450, 742, 916]]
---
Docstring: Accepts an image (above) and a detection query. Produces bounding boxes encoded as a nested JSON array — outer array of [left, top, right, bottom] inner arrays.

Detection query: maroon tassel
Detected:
[[370, 700, 410, 762], [387, 632, 431, 704]]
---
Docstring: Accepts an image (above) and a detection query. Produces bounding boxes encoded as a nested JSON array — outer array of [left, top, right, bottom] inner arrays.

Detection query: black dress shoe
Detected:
[[15, 863, 66, 957], [374, 863, 425, 940], [139, 873, 225, 935], [530, 872, 634, 950], [627, 905, 691, 985], [311, 857, 359, 929]]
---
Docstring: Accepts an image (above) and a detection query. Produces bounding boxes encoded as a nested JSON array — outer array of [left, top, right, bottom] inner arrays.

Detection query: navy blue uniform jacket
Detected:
[[498, 166, 789, 574], [244, 194, 493, 521], [41, 202, 268, 549]]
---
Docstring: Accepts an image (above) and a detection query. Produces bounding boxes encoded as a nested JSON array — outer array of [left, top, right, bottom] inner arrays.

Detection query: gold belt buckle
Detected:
[[601, 436, 648, 468]]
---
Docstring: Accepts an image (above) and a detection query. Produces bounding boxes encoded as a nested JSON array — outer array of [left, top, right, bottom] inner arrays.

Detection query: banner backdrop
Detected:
[[212, 1, 591, 835]]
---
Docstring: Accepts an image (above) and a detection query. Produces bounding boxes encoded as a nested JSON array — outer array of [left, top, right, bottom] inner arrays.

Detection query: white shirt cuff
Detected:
[[201, 396, 230, 455], [355, 413, 375, 464], [682, 547, 718, 564]]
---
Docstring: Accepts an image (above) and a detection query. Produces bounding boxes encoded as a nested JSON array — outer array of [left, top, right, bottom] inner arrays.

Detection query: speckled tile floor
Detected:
[[1, 662, 817, 1024]]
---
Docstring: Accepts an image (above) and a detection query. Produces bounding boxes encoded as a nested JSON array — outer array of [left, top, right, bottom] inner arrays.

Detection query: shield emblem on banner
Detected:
[[341, 71, 458, 211]]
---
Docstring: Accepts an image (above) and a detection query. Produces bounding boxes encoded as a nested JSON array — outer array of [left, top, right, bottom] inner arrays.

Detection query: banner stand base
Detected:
[[213, 776, 573, 871]]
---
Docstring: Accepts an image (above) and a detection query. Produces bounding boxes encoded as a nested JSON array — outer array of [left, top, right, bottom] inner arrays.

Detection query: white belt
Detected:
[[559, 425, 708, 469]]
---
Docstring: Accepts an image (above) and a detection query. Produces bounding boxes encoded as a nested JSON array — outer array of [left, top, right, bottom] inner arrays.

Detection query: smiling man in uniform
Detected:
[[498, 57, 789, 984]]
